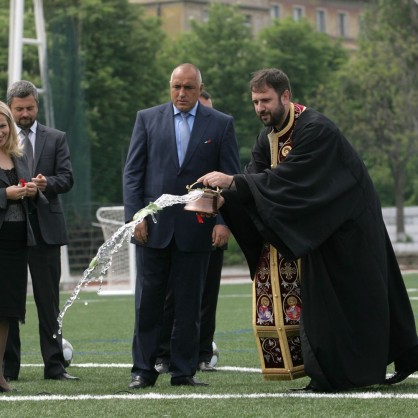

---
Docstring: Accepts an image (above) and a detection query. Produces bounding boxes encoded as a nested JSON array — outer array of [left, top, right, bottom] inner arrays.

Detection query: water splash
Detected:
[[57, 190, 204, 335]]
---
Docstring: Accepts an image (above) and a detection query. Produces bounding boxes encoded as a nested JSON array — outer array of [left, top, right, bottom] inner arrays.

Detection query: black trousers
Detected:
[[131, 241, 210, 382], [156, 247, 224, 365], [3, 213, 66, 379]]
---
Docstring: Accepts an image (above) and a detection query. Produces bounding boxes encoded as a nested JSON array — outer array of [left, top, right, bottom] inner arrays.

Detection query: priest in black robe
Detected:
[[198, 68, 418, 392]]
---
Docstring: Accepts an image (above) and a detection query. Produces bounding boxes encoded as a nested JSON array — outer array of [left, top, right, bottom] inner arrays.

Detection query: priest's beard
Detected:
[[258, 103, 286, 128]]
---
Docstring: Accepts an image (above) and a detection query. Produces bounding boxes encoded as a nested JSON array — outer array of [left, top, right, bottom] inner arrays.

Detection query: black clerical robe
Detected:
[[222, 106, 418, 391]]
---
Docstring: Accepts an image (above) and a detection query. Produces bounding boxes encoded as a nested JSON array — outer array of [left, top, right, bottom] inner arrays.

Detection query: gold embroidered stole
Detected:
[[252, 102, 306, 380]]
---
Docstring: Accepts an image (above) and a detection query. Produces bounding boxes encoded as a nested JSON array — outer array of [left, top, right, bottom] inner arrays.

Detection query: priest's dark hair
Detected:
[[250, 68, 291, 98]]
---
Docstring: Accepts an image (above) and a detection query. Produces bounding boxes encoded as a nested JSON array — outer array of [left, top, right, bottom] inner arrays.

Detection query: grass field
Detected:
[[1, 272, 418, 417]]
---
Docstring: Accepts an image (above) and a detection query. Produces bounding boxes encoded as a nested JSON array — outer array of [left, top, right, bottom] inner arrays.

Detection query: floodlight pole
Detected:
[[8, 0, 55, 128]]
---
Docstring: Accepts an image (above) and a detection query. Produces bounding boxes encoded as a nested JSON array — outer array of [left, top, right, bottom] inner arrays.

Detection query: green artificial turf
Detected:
[[1, 273, 417, 417]]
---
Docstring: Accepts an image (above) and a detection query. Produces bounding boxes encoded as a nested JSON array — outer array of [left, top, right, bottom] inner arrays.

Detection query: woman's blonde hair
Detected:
[[0, 101, 22, 157]]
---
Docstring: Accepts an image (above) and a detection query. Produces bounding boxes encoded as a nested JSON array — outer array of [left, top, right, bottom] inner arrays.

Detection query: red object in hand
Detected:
[[19, 178, 26, 187]]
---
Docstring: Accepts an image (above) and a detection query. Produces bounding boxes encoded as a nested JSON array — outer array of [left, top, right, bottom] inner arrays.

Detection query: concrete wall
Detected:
[[383, 206, 418, 269]]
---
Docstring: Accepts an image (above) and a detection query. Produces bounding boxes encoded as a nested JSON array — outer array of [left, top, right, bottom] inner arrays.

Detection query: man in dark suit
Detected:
[[123, 64, 240, 388], [4, 80, 78, 381], [155, 90, 231, 373]]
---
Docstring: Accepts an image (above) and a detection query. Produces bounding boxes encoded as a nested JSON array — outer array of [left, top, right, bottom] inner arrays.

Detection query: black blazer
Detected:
[[0, 154, 47, 246]]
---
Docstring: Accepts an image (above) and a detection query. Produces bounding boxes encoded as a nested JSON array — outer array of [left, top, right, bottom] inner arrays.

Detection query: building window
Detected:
[[293, 6, 304, 21], [358, 14, 365, 36], [244, 14, 252, 27], [338, 12, 348, 37], [202, 9, 209, 23], [316, 9, 326, 32], [271, 4, 280, 20]]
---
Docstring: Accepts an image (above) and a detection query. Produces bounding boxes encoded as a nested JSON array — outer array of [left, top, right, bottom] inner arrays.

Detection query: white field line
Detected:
[[2, 365, 417, 402], [2, 392, 418, 402]]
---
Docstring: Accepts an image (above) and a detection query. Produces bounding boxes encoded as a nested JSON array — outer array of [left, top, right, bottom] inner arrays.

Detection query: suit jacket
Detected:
[[0, 154, 47, 246], [32, 123, 74, 245], [123, 101, 240, 252]]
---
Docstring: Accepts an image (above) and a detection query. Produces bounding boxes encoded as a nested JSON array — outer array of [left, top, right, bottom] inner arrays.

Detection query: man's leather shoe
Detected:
[[384, 369, 417, 385], [171, 376, 209, 386], [288, 384, 318, 393], [288, 381, 332, 393], [129, 376, 155, 389], [198, 362, 217, 372], [155, 362, 169, 374], [47, 372, 80, 381]]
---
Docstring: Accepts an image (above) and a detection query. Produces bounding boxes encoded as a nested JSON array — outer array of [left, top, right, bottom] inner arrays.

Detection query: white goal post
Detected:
[[95, 206, 136, 295]]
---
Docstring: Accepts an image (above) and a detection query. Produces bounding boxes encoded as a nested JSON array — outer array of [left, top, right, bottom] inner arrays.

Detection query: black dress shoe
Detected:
[[171, 376, 209, 386], [384, 369, 417, 385], [129, 376, 155, 389], [288, 383, 318, 393], [5, 376, 18, 382], [288, 380, 332, 393], [47, 372, 80, 381]]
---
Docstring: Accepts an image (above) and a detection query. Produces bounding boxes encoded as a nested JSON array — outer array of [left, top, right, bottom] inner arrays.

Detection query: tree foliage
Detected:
[[0, 0, 10, 97], [258, 18, 348, 104], [44, 0, 166, 206], [316, 0, 418, 239]]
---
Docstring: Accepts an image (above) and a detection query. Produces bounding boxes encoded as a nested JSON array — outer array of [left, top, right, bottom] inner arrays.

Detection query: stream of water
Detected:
[[56, 190, 204, 335]]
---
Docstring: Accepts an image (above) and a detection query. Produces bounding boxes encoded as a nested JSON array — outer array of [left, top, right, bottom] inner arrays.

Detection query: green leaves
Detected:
[[132, 202, 162, 221], [259, 18, 348, 104], [315, 0, 418, 213]]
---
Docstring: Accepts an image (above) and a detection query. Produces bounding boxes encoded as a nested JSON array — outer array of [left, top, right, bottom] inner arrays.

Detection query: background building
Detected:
[[129, 0, 368, 49]]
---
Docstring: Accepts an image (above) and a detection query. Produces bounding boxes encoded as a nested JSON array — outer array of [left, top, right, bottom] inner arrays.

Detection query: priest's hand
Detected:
[[197, 171, 234, 190]]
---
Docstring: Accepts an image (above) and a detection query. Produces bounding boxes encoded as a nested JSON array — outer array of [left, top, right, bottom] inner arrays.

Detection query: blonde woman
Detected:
[[0, 101, 43, 392]]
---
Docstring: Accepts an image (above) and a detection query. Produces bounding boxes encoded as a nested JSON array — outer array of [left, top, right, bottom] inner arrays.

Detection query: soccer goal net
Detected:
[[95, 206, 136, 295]]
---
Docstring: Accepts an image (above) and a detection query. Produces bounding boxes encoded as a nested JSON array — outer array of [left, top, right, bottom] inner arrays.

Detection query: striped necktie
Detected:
[[22, 129, 34, 175]]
